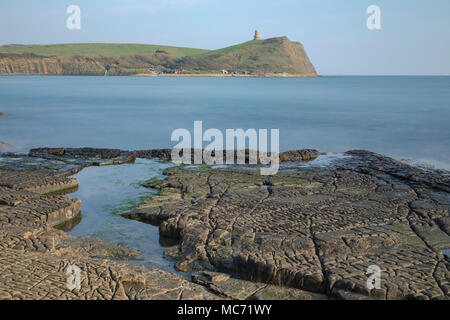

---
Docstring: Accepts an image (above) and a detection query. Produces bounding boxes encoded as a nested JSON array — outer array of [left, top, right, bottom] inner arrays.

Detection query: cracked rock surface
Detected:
[[0, 165, 219, 300], [125, 150, 450, 300], [1, 147, 449, 300], [192, 271, 331, 300]]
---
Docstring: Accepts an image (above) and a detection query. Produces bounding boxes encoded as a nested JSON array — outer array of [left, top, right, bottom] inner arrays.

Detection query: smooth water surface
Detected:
[[0, 76, 449, 169], [67, 158, 177, 272]]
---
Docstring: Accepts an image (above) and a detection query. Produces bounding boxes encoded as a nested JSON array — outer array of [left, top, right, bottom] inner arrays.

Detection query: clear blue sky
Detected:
[[1, 0, 449, 75]]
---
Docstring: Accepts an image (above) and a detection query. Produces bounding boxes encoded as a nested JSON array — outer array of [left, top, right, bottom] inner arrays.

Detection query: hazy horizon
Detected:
[[1, 0, 450, 75]]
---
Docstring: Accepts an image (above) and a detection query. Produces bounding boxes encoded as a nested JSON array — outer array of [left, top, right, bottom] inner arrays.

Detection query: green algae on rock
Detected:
[[1, 147, 449, 300], [124, 150, 450, 300]]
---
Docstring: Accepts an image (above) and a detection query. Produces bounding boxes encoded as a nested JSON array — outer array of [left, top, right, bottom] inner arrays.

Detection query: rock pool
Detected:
[[65, 158, 179, 273]]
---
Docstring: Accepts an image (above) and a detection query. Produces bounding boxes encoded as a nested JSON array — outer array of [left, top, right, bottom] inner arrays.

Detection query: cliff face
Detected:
[[0, 54, 64, 75], [0, 53, 115, 75], [0, 53, 172, 76], [284, 39, 317, 74], [0, 38, 317, 75], [195, 37, 317, 74]]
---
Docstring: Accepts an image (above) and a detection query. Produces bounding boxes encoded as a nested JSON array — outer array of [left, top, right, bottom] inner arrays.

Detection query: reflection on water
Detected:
[[1, 76, 450, 170], [67, 158, 178, 273], [54, 213, 82, 232]]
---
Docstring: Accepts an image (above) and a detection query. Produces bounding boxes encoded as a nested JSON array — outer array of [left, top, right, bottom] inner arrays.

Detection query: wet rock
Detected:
[[2, 148, 449, 300], [344, 150, 450, 193], [0, 165, 220, 300], [29, 147, 122, 159], [279, 149, 320, 162], [135, 148, 320, 164], [27, 147, 136, 168], [134, 149, 172, 160], [126, 151, 450, 300]]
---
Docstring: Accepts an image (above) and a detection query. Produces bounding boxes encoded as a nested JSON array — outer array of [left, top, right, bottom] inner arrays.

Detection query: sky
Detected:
[[0, 0, 449, 75]]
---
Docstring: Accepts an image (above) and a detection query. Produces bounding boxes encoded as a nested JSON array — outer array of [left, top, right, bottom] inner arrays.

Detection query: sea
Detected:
[[1, 75, 449, 270], [0, 75, 449, 169]]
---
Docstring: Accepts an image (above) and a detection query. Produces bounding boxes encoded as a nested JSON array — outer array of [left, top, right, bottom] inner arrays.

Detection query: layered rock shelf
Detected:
[[0, 147, 449, 300], [0, 152, 218, 300]]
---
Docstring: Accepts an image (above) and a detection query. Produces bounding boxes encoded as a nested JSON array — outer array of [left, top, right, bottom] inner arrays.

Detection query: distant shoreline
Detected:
[[133, 73, 320, 78], [0, 73, 320, 78]]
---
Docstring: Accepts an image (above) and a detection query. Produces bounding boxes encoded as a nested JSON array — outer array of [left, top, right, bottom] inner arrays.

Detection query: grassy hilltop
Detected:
[[0, 43, 208, 58], [193, 37, 316, 74], [0, 37, 316, 76]]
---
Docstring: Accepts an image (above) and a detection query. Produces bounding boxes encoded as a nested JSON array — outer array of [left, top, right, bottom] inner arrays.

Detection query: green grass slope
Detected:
[[176, 37, 316, 74], [0, 37, 317, 75], [0, 43, 208, 58]]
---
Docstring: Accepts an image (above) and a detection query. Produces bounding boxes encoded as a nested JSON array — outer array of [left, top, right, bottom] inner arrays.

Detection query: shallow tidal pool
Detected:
[[65, 158, 178, 273]]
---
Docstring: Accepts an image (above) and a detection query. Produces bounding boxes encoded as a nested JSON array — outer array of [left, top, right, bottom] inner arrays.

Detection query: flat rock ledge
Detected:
[[124, 150, 450, 300], [1, 147, 449, 300], [30, 147, 321, 164], [191, 271, 333, 300], [0, 166, 219, 300]]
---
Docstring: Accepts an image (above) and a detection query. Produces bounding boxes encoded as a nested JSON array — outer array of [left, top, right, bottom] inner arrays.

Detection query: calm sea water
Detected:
[[1, 75, 449, 271], [0, 75, 449, 169], [66, 158, 179, 273]]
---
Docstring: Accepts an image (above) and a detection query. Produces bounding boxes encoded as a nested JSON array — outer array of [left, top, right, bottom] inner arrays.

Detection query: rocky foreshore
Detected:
[[0, 147, 449, 300]]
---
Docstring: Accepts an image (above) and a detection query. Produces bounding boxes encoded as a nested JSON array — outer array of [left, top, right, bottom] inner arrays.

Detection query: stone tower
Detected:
[[253, 30, 261, 40]]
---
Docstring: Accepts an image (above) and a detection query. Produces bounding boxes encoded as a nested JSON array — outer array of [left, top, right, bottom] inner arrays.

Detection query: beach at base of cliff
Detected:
[[133, 73, 319, 78]]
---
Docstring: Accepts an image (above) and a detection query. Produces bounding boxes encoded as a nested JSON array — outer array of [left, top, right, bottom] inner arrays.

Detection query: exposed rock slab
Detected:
[[2, 148, 449, 300], [0, 248, 218, 300], [0, 164, 219, 300], [0, 168, 78, 194], [192, 271, 329, 300], [125, 150, 450, 300]]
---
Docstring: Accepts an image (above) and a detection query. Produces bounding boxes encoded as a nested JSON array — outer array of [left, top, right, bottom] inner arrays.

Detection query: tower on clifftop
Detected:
[[253, 30, 261, 40]]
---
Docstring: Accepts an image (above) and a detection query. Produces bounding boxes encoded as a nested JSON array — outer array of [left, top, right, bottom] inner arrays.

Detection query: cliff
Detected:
[[193, 37, 317, 74], [0, 37, 317, 76]]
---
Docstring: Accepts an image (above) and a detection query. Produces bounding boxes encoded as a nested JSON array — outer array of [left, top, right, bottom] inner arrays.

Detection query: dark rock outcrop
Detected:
[[28, 147, 320, 165], [124, 150, 450, 300], [279, 149, 321, 162], [2, 147, 449, 300], [0, 164, 219, 300]]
